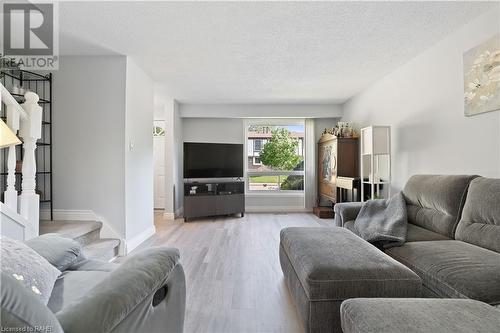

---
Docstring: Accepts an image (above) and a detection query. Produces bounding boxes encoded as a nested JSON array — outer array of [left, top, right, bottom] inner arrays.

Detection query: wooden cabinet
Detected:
[[318, 134, 359, 204]]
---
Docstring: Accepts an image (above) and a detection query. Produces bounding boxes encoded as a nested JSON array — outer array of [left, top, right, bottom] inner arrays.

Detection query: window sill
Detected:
[[245, 192, 305, 197]]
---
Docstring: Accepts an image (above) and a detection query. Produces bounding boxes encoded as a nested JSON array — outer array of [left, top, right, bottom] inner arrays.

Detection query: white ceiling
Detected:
[[58, 1, 495, 104]]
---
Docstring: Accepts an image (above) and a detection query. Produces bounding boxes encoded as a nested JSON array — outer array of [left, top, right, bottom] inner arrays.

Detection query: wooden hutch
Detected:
[[316, 134, 359, 217]]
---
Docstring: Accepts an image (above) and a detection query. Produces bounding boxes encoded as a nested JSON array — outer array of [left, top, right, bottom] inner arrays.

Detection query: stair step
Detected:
[[40, 220, 102, 246], [83, 238, 120, 262]]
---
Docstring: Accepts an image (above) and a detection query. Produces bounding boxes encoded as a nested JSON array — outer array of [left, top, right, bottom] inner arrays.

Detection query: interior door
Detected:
[[153, 127, 166, 209]]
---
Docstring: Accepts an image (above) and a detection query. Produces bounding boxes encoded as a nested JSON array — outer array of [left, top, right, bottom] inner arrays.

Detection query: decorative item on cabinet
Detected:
[[323, 122, 359, 138]]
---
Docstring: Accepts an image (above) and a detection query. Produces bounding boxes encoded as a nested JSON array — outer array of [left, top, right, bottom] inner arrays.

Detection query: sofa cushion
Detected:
[[26, 233, 83, 271], [48, 270, 110, 313], [47, 259, 119, 314], [280, 227, 421, 300], [455, 177, 500, 253], [386, 240, 500, 305], [340, 298, 500, 333], [406, 223, 450, 242], [346, 221, 450, 242], [402, 175, 477, 238], [68, 258, 118, 272], [0, 236, 61, 305]]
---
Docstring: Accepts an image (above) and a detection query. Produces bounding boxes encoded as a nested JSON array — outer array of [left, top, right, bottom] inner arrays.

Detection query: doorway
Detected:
[[153, 120, 166, 209]]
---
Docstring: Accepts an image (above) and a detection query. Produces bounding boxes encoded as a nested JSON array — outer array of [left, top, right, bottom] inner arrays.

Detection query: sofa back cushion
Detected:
[[26, 233, 83, 271], [402, 175, 477, 238], [455, 177, 500, 253], [0, 236, 61, 305]]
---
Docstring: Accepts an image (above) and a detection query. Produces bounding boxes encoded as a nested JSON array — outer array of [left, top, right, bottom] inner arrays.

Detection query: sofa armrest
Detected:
[[56, 247, 185, 333], [334, 202, 364, 227], [1, 272, 64, 333], [26, 233, 83, 271]]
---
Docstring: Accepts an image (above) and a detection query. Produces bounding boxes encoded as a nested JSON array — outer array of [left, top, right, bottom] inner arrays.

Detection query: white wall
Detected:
[[180, 115, 340, 211], [342, 7, 500, 191], [180, 103, 342, 118], [183, 118, 243, 143], [52, 56, 127, 238], [52, 56, 155, 252], [173, 101, 183, 215], [124, 58, 155, 245], [314, 118, 341, 143], [151, 102, 342, 215], [162, 98, 175, 215], [154, 96, 184, 217]]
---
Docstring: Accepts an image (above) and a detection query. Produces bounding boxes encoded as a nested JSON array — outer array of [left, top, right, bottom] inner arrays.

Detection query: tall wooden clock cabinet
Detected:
[[317, 134, 359, 204]]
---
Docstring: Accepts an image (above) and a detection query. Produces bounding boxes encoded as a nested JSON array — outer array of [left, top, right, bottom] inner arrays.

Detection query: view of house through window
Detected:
[[247, 123, 305, 191]]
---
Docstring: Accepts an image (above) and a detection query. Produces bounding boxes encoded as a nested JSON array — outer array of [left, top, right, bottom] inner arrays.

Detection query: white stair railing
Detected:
[[1, 83, 42, 240], [4, 103, 24, 209]]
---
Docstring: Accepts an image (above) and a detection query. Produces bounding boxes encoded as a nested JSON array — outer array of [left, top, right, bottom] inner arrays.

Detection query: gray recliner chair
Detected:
[[1, 234, 186, 333]]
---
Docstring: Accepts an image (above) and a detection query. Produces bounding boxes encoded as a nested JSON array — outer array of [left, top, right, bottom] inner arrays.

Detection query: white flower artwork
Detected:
[[463, 34, 500, 116]]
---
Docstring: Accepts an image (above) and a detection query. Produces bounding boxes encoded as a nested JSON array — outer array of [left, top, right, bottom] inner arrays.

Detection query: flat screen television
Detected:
[[184, 142, 243, 178]]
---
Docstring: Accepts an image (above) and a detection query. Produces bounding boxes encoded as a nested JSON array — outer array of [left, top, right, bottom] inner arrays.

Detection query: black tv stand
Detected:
[[183, 180, 245, 221]]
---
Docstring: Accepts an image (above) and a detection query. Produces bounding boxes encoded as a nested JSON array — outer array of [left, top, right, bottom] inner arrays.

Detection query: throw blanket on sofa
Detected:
[[354, 192, 408, 248]]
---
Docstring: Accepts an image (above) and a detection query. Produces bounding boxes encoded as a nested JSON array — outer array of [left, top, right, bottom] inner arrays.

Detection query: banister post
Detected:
[[4, 105, 20, 210], [18, 91, 43, 239]]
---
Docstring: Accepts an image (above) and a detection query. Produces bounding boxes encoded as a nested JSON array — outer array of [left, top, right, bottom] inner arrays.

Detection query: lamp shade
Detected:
[[0, 118, 21, 148]]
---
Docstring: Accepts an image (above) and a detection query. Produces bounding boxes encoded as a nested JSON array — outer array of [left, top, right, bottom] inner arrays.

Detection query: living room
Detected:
[[1, 1, 499, 333]]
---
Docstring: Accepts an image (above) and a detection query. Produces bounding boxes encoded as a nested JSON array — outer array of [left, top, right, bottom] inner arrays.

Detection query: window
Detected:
[[253, 139, 263, 152], [247, 122, 305, 192], [253, 157, 262, 165]]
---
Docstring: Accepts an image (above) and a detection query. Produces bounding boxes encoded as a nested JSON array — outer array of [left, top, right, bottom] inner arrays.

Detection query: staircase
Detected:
[[40, 220, 120, 262]]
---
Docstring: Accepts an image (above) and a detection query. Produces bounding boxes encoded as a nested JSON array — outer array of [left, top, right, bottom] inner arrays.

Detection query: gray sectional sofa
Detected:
[[337, 175, 500, 303], [1, 235, 186, 333], [280, 175, 500, 332]]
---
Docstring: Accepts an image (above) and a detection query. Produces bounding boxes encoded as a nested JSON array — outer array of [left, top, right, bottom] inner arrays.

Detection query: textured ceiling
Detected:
[[58, 1, 496, 103]]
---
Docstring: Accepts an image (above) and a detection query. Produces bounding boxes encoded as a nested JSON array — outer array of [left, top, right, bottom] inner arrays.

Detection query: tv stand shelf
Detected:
[[184, 181, 245, 221]]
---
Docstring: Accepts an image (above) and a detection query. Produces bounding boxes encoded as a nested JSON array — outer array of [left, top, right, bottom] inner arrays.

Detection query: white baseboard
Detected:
[[126, 225, 156, 254], [160, 206, 183, 220], [163, 212, 175, 220], [245, 206, 312, 213], [40, 209, 98, 221]]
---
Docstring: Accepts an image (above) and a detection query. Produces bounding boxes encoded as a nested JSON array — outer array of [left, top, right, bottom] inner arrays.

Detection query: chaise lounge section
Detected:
[[279, 227, 421, 333]]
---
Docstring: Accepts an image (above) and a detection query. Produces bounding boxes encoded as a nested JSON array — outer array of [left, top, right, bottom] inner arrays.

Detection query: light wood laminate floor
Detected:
[[132, 212, 327, 333]]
